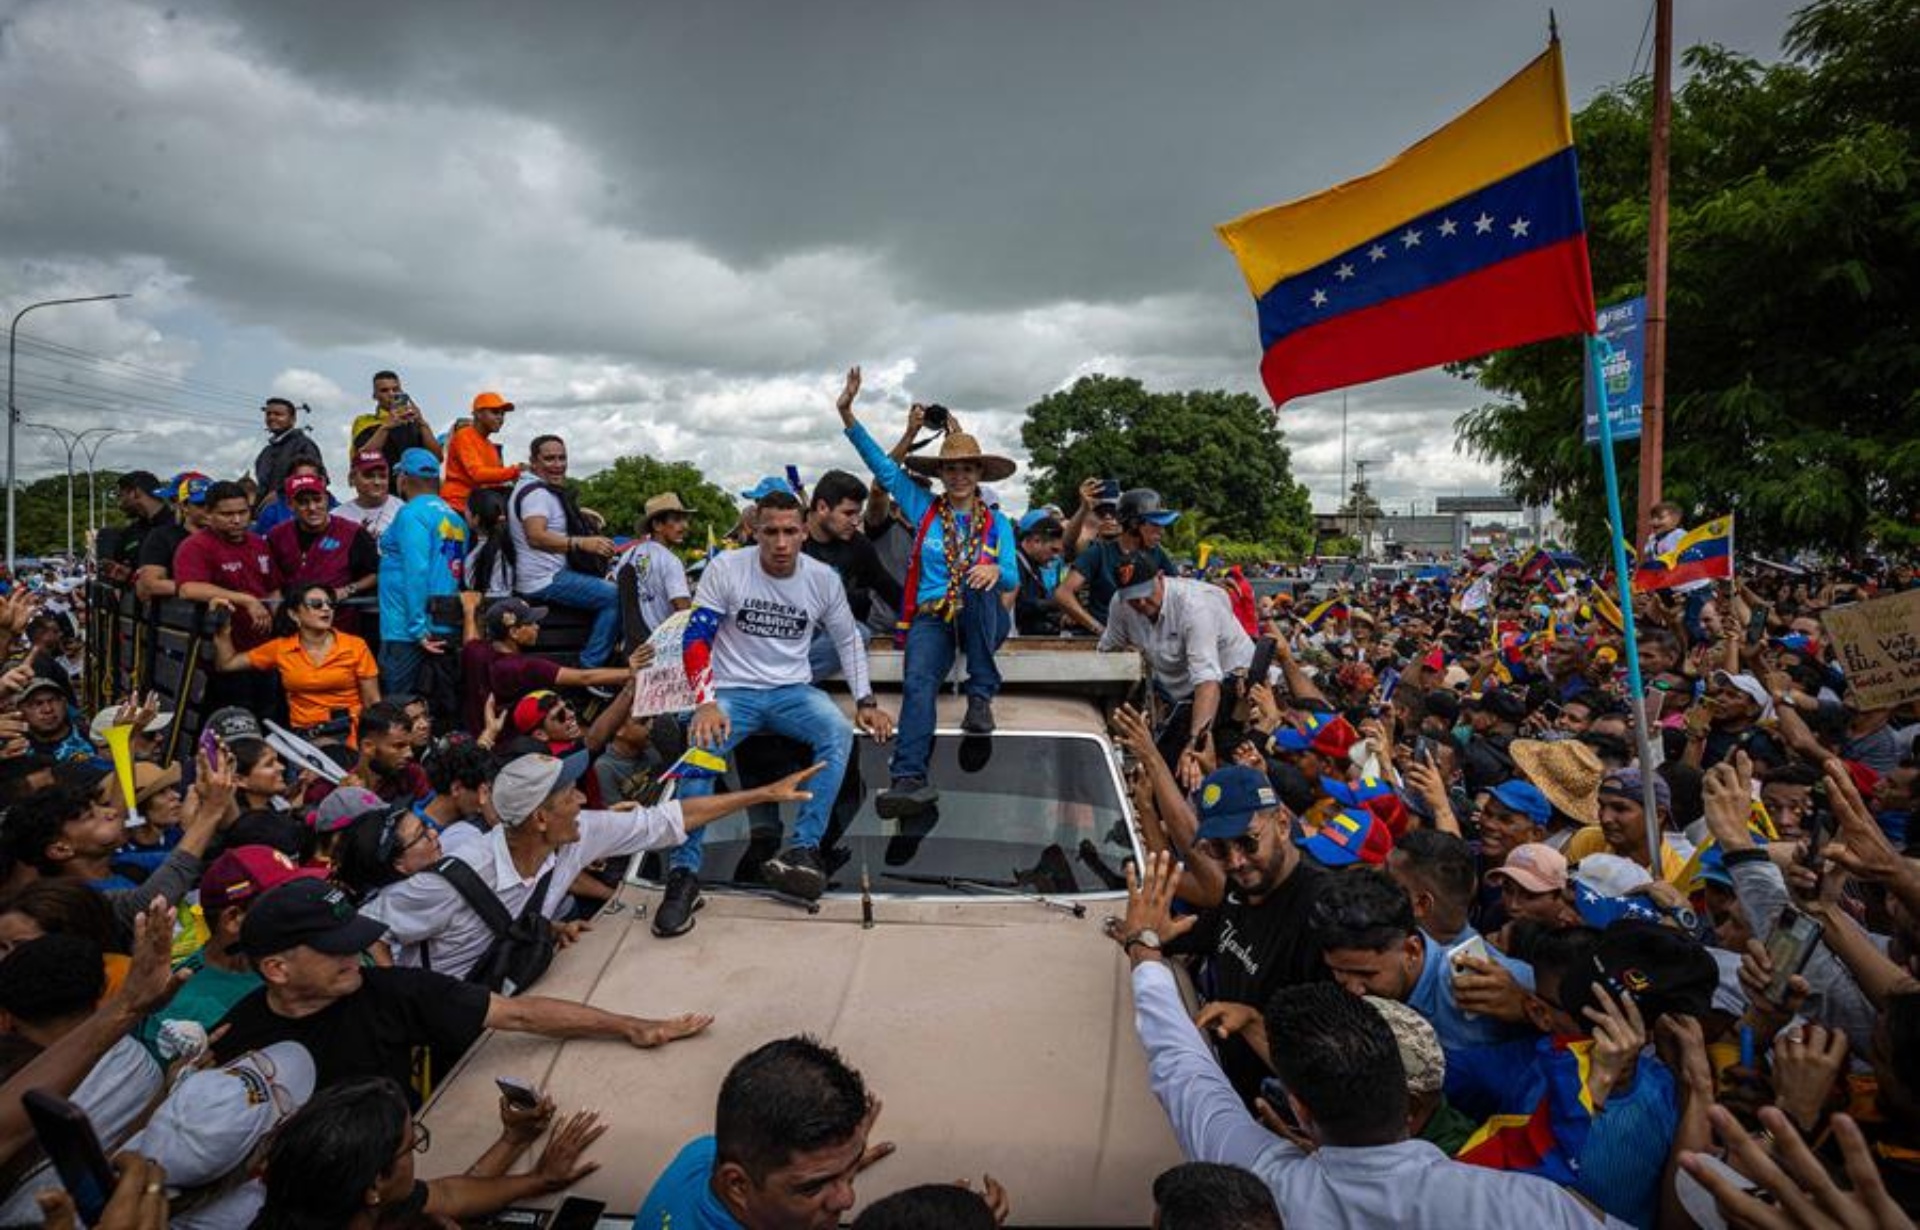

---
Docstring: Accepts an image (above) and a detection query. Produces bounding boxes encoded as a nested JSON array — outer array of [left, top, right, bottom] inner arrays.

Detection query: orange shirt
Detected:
[[442, 426, 520, 514], [246, 632, 379, 732]]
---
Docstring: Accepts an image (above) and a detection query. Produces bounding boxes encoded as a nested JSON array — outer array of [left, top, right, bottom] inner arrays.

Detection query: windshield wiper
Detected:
[[879, 872, 1087, 918]]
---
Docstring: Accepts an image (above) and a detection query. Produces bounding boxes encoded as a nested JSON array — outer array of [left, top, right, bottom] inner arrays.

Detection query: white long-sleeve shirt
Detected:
[[1100, 577, 1253, 700], [1129, 960, 1625, 1230]]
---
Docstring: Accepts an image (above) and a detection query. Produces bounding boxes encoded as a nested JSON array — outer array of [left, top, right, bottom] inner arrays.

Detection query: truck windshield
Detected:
[[654, 732, 1135, 897]]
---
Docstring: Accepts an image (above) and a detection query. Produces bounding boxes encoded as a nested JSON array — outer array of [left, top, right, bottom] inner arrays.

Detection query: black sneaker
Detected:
[[762, 846, 827, 901], [876, 777, 940, 819], [961, 695, 996, 734], [651, 868, 703, 937]]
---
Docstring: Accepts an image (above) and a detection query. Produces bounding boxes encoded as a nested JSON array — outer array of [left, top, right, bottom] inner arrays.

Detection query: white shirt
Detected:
[[508, 477, 568, 593], [1099, 577, 1254, 700], [361, 804, 687, 979], [695, 547, 871, 698], [619, 539, 692, 631], [334, 495, 404, 540], [1130, 961, 1624, 1230], [0, 1036, 162, 1225]]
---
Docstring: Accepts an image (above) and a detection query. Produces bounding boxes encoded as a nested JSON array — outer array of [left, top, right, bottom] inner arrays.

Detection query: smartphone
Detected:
[[1256, 1076, 1301, 1129], [1413, 735, 1437, 765], [1378, 666, 1401, 703], [1449, 934, 1492, 970], [1097, 478, 1121, 502], [1764, 906, 1823, 1003], [1247, 636, 1277, 688], [1541, 699, 1564, 722], [24, 1090, 115, 1227], [547, 1196, 608, 1230], [494, 1077, 540, 1110]]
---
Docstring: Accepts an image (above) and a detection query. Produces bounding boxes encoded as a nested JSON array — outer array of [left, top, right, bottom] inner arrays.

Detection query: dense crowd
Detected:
[[0, 366, 1914, 1228]]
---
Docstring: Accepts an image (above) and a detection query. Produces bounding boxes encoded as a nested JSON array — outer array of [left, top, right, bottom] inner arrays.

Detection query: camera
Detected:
[[922, 403, 951, 432]]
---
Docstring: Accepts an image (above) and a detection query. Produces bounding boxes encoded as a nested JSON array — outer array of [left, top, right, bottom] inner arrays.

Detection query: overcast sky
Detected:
[[2, 0, 1804, 517]]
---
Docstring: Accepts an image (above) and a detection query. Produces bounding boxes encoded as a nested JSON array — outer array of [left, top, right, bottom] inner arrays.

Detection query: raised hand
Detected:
[[1581, 984, 1646, 1109], [1682, 1107, 1915, 1230], [764, 762, 826, 804]]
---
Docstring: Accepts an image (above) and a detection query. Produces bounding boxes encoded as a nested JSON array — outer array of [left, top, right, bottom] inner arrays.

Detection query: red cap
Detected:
[[1309, 715, 1360, 761], [511, 690, 563, 735], [199, 845, 323, 917], [285, 474, 327, 501], [351, 450, 389, 473]]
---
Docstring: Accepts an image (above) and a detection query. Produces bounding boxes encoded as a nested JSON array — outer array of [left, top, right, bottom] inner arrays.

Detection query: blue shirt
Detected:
[[636, 1136, 744, 1230], [1407, 933, 1536, 1062], [378, 493, 466, 642], [846, 423, 1018, 606]]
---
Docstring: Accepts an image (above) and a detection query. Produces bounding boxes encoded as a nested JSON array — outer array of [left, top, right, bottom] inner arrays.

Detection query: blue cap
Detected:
[[1269, 712, 1328, 753], [1194, 765, 1282, 842], [739, 475, 791, 502], [1320, 776, 1395, 808], [1300, 807, 1393, 867], [397, 448, 440, 480], [1140, 509, 1179, 527], [1487, 779, 1552, 824], [1571, 883, 1663, 928], [1017, 510, 1062, 536], [1697, 845, 1735, 891], [155, 472, 213, 505]]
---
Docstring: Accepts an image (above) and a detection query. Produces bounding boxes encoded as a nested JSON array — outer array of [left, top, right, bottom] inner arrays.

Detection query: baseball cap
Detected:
[[1269, 711, 1330, 753], [471, 391, 515, 413], [739, 475, 791, 502], [234, 878, 384, 958], [1017, 511, 1063, 538], [1562, 918, 1719, 1025], [205, 706, 263, 745], [396, 448, 440, 480], [1363, 996, 1446, 1096], [1487, 779, 1553, 824], [486, 597, 549, 639], [129, 1042, 315, 1188], [199, 846, 325, 919], [285, 474, 327, 501], [1114, 550, 1164, 602], [1194, 765, 1282, 842], [154, 472, 213, 504], [1599, 766, 1672, 815], [491, 751, 590, 827], [1487, 842, 1569, 894], [18, 673, 70, 702], [1301, 807, 1395, 867], [511, 689, 568, 735], [307, 787, 390, 835], [351, 450, 389, 473], [1711, 670, 1776, 719]]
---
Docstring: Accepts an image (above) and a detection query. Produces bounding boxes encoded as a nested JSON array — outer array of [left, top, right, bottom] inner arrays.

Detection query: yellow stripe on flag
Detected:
[[1216, 44, 1574, 296]]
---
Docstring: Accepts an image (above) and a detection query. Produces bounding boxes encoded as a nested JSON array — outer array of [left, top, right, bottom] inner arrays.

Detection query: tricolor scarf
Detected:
[[896, 496, 995, 644]]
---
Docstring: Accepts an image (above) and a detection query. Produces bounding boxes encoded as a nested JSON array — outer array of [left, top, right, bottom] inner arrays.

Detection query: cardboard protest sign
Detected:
[[1821, 590, 1920, 710], [632, 610, 699, 718]]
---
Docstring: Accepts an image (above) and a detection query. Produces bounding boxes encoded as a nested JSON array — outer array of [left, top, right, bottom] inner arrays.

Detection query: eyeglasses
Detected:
[[376, 813, 434, 863], [1198, 821, 1266, 862], [407, 1120, 432, 1156], [301, 597, 334, 610]]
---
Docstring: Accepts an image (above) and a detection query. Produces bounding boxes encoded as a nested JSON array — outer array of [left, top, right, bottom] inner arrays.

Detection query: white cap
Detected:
[[1571, 852, 1652, 899], [130, 1043, 315, 1187]]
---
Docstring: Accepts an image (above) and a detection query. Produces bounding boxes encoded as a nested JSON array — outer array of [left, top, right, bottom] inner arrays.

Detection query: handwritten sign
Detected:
[[1821, 590, 1920, 710], [632, 610, 700, 718]]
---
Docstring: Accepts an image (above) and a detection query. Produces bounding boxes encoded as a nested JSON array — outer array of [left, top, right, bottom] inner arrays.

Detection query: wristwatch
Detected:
[[1122, 928, 1163, 953]]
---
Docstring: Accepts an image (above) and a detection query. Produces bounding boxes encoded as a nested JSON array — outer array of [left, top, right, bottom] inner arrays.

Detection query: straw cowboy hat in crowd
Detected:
[[1510, 738, 1603, 827], [904, 432, 1017, 483]]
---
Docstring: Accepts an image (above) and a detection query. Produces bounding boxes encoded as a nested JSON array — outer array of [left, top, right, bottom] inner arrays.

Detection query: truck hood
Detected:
[[421, 883, 1184, 1226]]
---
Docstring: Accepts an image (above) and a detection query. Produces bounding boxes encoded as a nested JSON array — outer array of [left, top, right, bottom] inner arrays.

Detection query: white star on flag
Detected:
[[1474, 213, 1495, 234], [1335, 263, 1355, 281], [1368, 244, 1388, 262], [1310, 289, 1329, 307], [1438, 217, 1458, 237], [1401, 228, 1422, 248], [1510, 216, 1531, 238]]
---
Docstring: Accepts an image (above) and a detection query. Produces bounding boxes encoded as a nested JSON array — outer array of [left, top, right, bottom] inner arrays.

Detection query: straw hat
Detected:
[[644, 492, 693, 525], [1509, 738, 1602, 826], [903, 432, 1016, 483]]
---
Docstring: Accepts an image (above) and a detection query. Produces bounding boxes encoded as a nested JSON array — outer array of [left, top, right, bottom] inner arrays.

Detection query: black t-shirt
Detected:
[[802, 533, 901, 626], [1705, 725, 1786, 771], [1177, 860, 1331, 1103], [355, 417, 433, 468], [211, 965, 490, 1092], [115, 507, 175, 569], [136, 522, 190, 575]]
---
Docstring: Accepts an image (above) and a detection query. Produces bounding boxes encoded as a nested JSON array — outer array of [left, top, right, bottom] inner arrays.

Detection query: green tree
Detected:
[[1019, 374, 1314, 557], [1455, 0, 1920, 557], [574, 455, 737, 540], [5, 472, 127, 559]]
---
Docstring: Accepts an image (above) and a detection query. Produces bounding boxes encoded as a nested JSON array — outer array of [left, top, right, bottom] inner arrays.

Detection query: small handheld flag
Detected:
[[1633, 516, 1734, 592]]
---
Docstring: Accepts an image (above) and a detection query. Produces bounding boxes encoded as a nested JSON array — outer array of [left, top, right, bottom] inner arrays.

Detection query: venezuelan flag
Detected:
[[661, 747, 728, 782], [1217, 44, 1596, 406], [1633, 515, 1734, 592], [1300, 597, 1348, 631]]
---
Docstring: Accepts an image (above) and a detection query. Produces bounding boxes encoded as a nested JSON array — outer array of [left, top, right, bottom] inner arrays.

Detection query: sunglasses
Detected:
[[1198, 820, 1267, 862], [301, 597, 334, 610]]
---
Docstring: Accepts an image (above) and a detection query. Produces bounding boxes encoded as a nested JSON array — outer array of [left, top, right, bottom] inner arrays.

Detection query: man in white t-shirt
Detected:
[[654, 491, 896, 937], [616, 492, 695, 637], [332, 450, 406, 541], [360, 751, 820, 981], [507, 434, 622, 667]]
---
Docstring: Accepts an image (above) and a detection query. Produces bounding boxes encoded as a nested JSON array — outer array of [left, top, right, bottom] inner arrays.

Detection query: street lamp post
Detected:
[[26, 424, 122, 560], [7, 293, 131, 570], [80, 429, 131, 540]]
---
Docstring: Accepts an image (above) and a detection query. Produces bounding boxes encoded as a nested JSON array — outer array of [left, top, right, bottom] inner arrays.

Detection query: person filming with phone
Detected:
[[355, 369, 443, 468]]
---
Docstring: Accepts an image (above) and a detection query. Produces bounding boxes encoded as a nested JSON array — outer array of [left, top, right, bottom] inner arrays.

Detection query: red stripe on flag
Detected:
[[1260, 237, 1596, 406]]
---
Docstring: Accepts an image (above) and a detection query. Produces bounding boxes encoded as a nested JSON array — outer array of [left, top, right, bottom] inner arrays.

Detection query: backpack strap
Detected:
[[428, 856, 515, 936]]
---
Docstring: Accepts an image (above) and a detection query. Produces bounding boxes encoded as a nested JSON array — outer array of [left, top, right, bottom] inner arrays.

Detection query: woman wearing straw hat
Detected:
[[837, 366, 1018, 817]]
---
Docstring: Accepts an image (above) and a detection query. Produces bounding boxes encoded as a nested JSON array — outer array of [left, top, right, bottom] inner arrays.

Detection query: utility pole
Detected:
[[27, 424, 120, 560], [6, 293, 130, 570], [1636, 0, 1673, 542]]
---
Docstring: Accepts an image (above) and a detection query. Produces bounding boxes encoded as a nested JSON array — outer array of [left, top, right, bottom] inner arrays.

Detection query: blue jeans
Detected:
[[379, 640, 427, 696], [891, 588, 1009, 782], [531, 569, 621, 668], [668, 684, 854, 874]]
